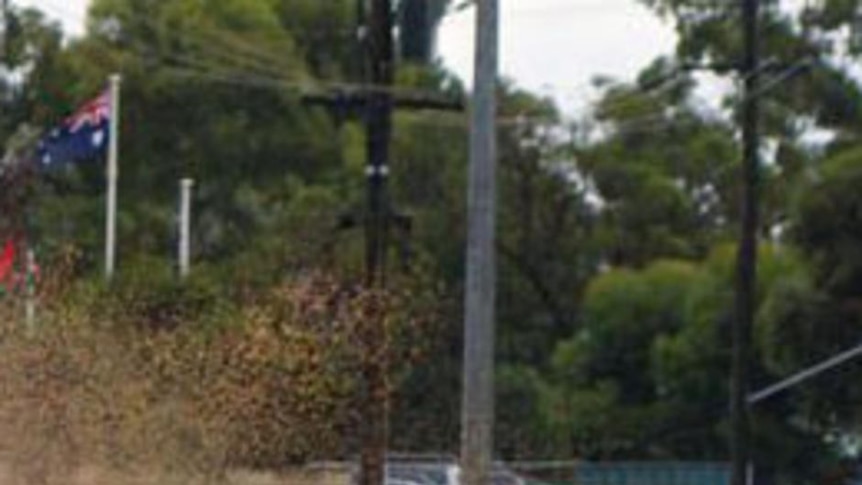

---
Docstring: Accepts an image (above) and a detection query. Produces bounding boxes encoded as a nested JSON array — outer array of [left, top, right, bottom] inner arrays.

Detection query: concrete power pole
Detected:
[[461, 1, 499, 485], [732, 0, 760, 483]]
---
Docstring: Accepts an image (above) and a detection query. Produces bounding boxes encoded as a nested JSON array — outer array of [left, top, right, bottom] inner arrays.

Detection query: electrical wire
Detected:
[[125, 45, 463, 112], [138, 58, 546, 129], [26, 0, 811, 137], [27, 8, 454, 110], [32, 0, 465, 106], [147, 31, 303, 84], [26, 0, 711, 120], [185, 23, 299, 75], [125, 42, 712, 135], [32, 0, 302, 82], [600, 57, 818, 137], [445, 0, 717, 17]]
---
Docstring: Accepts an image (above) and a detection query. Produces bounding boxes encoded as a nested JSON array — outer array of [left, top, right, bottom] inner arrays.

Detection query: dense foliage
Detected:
[[4, 1, 862, 483]]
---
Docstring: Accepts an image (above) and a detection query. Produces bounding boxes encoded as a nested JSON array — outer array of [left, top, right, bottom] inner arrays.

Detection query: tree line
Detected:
[[3, 1, 862, 483]]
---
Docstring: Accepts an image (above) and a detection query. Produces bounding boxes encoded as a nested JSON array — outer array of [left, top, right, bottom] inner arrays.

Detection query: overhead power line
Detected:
[[748, 340, 862, 405], [32, 0, 301, 79], [45, 0, 465, 99], [29, 0, 813, 139], [31, 1, 462, 109]]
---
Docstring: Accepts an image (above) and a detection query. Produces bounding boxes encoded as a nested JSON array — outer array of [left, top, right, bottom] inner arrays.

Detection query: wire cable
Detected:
[[34, 0, 303, 82], [34, 0, 464, 107]]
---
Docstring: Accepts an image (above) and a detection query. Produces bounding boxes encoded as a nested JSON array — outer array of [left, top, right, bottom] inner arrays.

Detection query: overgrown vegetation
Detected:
[[0, 264, 438, 484]]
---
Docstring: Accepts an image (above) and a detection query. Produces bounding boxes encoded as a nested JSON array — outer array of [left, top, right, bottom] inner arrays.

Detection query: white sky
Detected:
[[16, 0, 678, 116], [438, 0, 677, 113]]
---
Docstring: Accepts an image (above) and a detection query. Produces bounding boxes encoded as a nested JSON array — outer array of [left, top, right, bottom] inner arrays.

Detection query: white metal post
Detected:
[[179, 178, 194, 279], [105, 73, 121, 281]]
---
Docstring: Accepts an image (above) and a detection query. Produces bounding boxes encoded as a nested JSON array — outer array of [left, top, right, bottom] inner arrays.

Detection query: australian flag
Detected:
[[37, 89, 111, 169]]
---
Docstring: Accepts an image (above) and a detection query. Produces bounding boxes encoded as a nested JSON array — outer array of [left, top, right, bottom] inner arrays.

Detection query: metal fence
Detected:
[[510, 461, 731, 485], [302, 458, 732, 485]]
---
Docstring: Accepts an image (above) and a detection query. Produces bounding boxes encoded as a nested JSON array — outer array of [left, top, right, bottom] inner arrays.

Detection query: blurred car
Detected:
[[386, 462, 456, 485], [385, 461, 529, 485], [312, 455, 535, 485], [386, 476, 433, 485]]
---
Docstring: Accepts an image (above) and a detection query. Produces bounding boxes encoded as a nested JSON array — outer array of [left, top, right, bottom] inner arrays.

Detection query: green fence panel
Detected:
[[572, 462, 730, 485]]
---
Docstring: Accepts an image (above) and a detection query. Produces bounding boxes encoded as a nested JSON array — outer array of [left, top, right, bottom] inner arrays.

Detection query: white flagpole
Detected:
[[178, 178, 194, 279], [105, 73, 121, 281]]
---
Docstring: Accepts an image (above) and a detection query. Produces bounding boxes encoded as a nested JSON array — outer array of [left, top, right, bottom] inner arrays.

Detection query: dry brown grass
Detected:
[[0, 272, 432, 485], [0, 464, 352, 485]]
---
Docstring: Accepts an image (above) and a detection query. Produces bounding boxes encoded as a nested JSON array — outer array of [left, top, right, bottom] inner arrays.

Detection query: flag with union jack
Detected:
[[37, 89, 111, 168]]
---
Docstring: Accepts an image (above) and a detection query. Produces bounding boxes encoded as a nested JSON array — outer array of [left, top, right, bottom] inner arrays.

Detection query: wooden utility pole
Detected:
[[1, 0, 8, 159], [1, 0, 9, 62], [357, 1, 393, 484], [1, 0, 8, 42], [304, 3, 461, 483], [732, 0, 760, 483], [461, 1, 499, 485], [364, 0, 394, 287]]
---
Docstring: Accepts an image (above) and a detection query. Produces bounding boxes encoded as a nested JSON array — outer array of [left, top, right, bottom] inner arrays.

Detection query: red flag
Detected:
[[0, 241, 15, 283]]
